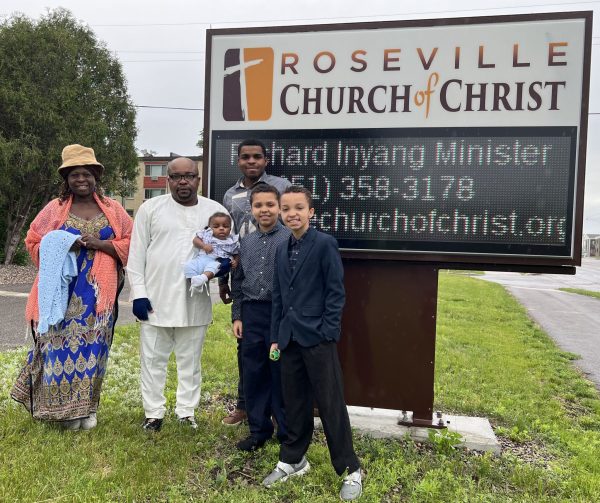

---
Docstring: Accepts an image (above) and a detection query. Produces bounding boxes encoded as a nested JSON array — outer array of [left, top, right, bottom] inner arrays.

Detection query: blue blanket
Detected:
[[37, 230, 79, 334]]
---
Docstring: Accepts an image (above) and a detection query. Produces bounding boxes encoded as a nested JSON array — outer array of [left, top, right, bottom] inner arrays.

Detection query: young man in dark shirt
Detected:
[[220, 140, 291, 426]]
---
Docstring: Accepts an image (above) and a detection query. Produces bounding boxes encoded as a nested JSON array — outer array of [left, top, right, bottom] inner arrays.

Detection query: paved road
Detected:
[[0, 281, 222, 351], [480, 258, 600, 390]]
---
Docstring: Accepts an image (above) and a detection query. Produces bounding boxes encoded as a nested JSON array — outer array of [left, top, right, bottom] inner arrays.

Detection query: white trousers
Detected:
[[140, 324, 207, 419]]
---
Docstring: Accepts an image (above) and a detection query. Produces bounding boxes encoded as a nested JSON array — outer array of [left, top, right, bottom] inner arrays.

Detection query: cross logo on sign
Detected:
[[223, 47, 274, 121]]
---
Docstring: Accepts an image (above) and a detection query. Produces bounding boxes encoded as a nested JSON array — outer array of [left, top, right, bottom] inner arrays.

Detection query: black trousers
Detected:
[[280, 340, 360, 476], [241, 301, 287, 441], [236, 338, 245, 410]]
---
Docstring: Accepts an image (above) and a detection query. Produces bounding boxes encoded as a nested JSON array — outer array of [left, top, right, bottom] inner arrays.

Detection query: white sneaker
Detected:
[[62, 419, 81, 431], [340, 469, 363, 501], [81, 413, 97, 430], [262, 457, 310, 487]]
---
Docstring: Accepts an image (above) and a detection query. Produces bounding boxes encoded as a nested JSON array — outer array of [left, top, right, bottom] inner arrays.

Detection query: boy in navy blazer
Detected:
[[263, 186, 362, 501]]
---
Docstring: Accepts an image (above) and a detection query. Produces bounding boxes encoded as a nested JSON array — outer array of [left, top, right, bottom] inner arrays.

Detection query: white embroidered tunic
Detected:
[[127, 194, 228, 327]]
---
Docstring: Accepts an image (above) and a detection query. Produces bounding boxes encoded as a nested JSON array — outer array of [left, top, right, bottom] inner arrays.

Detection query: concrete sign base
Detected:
[[316, 406, 500, 454]]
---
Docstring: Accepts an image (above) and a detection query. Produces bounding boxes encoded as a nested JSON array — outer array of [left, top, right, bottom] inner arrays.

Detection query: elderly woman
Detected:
[[11, 144, 133, 430]]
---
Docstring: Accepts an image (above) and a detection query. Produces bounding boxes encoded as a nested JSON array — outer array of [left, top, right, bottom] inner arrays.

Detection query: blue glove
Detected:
[[133, 298, 153, 321]]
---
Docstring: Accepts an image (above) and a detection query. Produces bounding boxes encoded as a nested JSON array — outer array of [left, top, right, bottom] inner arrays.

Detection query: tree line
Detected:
[[0, 8, 138, 264]]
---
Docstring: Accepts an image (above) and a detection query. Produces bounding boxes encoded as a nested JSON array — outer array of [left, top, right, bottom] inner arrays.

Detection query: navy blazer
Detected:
[[271, 227, 345, 350]]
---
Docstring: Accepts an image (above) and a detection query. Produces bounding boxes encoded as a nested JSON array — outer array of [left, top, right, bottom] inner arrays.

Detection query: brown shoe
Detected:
[[222, 408, 247, 426]]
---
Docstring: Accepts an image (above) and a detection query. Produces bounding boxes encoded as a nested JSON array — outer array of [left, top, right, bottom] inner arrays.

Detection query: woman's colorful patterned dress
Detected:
[[12, 213, 117, 421]]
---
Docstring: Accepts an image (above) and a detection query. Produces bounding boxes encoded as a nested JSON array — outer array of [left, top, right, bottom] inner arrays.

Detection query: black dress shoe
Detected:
[[142, 417, 163, 431], [236, 436, 266, 452]]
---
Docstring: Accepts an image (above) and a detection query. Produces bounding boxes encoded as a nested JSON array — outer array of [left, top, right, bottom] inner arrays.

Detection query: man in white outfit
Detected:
[[127, 157, 228, 431]]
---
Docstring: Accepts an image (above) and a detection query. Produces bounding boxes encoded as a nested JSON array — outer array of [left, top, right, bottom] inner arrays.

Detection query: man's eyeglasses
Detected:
[[168, 174, 198, 182]]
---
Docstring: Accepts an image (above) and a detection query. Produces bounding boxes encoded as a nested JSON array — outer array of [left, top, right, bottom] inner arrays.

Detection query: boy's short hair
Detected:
[[208, 211, 232, 226], [282, 185, 313, 208], [237, 139, 268, 157], [250, 184, 280, 205]]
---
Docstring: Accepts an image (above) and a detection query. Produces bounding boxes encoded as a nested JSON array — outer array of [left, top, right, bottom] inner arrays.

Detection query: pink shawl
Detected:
[[24, 193, 133, 324]]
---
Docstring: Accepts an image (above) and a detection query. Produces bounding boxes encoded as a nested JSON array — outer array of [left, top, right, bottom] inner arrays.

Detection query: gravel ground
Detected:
[[497, 436, 556, 468], [0, 265, 37, 285]]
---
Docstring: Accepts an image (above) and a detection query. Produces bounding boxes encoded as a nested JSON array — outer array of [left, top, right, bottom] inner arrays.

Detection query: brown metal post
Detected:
[[338, 259, 439, 425]]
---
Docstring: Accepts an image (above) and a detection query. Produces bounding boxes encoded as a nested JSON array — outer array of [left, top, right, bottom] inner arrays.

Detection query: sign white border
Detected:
[[204, 12, 592, 267]]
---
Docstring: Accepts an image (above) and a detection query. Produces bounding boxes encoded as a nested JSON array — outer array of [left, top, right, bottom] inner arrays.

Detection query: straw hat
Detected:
[[58, 144, 104, 176]]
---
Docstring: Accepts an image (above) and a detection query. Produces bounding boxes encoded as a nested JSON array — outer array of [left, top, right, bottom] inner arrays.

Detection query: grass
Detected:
[[0, 274, 599, 501], [440, 269, 484, 276], [559, 287, 600, 300]]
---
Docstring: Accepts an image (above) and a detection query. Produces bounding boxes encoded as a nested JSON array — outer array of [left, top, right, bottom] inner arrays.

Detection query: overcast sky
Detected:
[[2, 0, 600, 232]]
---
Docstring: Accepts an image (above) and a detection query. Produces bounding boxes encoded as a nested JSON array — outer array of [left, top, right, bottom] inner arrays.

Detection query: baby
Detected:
[[184, 212, 239, 292]]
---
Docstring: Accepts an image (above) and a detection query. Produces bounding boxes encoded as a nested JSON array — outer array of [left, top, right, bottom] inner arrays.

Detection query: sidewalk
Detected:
[[480, 258, 600, 390]]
